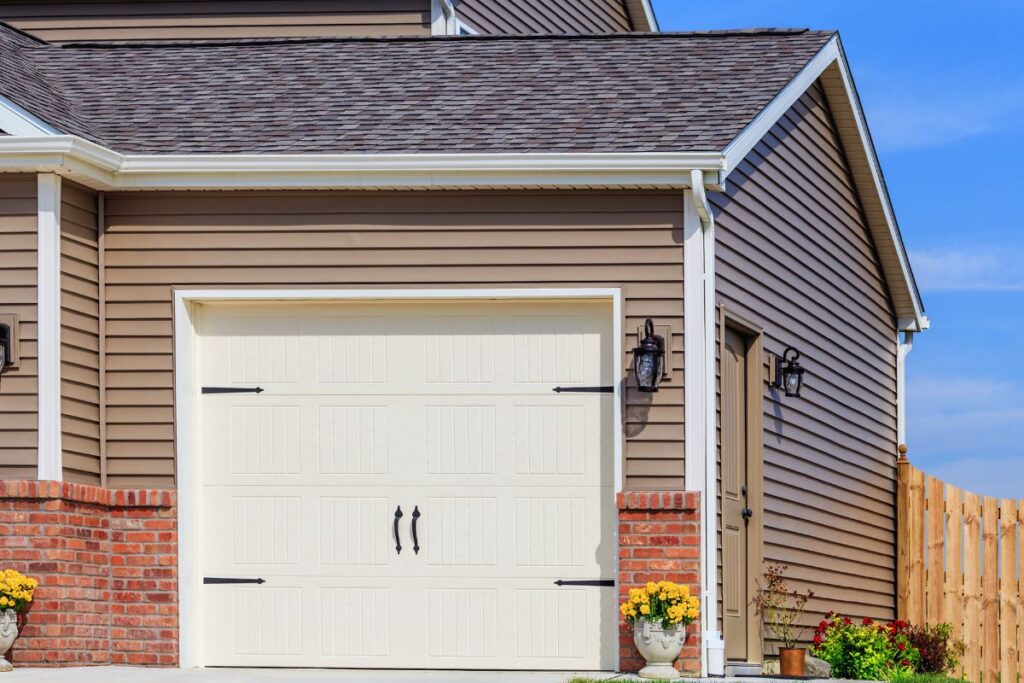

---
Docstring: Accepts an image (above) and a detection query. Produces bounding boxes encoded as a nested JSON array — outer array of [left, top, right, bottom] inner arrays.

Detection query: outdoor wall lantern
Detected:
[[772, 346, 805, 398], [632, 318, 666, 392], [0, 322, 11, 375]]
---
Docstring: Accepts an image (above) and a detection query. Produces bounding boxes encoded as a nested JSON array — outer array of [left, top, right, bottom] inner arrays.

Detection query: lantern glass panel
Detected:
[[784, 369, 802, 397], [634, 350, 660, 391]]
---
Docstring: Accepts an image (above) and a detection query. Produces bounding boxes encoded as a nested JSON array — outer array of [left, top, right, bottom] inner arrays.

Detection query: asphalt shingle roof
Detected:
[[0, 25, 833, 155]]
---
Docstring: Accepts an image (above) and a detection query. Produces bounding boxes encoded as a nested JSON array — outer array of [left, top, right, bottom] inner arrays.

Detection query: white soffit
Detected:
[[722, 36, 925, 331]]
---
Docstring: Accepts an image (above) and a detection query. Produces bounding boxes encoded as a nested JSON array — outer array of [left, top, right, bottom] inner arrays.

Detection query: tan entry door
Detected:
[[722, 327, 752, 662], [195, 299, 616, 669]]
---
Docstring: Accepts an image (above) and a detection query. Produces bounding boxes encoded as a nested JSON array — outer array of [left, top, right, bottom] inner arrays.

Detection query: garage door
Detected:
[[196, 299, 617, 669]]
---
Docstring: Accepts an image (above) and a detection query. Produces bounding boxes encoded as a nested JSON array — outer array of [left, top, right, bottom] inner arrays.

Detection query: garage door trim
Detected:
[[173, 287, 625, 669]]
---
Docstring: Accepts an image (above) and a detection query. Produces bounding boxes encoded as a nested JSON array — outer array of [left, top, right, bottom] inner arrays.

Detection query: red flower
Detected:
[[901, 659, 910, 667], [862, 617, 873, 625], [843, 617, 852, 626], [813, 635, 823, 645], [897, 642, 906, 651]]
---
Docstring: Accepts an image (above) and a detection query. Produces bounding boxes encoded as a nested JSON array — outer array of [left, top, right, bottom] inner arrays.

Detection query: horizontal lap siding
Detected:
[[102, 190, 685, 490], [712, 83, 898, 640], [61, 182, 101, 484], [0, 175, 37, 479], [0, 1, 430, 42], [457, 0, 631, 34]]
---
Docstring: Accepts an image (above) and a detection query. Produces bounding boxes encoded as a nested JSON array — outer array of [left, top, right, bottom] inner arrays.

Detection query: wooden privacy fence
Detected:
[[897, 454, 1022, 683]]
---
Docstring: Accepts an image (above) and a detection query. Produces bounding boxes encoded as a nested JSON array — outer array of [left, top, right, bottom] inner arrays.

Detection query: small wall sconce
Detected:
[[770, 346, 805, 398], [632, 318, 666, 392]]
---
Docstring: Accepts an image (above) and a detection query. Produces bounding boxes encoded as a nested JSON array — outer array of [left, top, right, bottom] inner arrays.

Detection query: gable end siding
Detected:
[[0, 174, 38, 479], [457, 0, 632, 34], [712, 81, 899, 638]]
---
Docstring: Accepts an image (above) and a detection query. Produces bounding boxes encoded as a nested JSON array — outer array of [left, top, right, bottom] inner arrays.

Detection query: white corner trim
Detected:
[[36, 173, 62, 481], [0, 136, 726, 191], [0, 95, 61, 137], [430, 0, 456, 35], [173, 287, 623, 668], [722, 37, 840, 173]]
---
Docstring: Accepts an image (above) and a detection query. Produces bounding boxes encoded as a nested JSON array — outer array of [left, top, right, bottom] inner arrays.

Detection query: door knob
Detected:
[[741, 507, 753, 520]]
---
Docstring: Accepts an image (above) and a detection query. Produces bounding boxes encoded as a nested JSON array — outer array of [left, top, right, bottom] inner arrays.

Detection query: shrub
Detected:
[[892, 622, 964, 674], [751, 563, 814, 649], [811, 614, 919, 681]]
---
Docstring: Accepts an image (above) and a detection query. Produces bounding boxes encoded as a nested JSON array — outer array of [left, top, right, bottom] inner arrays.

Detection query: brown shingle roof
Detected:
[[0, 25, 834, 155]]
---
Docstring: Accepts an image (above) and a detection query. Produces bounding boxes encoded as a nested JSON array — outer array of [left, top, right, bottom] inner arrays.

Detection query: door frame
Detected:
[[173, 287, 625, 668], [718, 306, 765, 664]]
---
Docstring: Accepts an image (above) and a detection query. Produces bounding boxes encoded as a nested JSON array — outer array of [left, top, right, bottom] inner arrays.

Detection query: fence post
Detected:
[[896, 445, 911, 621]]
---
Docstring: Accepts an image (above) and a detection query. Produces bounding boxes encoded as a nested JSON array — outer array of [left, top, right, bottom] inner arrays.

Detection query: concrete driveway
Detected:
[[2, 668, 626, 683]]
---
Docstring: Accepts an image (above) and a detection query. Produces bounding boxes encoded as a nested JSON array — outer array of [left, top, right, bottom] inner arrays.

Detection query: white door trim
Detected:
[[173, 287, 624, 669]]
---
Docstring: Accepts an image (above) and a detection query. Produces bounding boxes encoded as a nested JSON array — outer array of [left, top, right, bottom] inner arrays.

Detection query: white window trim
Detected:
[[36, 173, 62, 481], [173, 287, 624, 669], [0, 95, 61, 137]]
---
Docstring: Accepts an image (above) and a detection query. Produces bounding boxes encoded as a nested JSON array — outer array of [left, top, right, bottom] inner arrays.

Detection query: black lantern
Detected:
[[772, 346, 805, 398], [0, 323, 10, 375], [632, 318, 665, 392]]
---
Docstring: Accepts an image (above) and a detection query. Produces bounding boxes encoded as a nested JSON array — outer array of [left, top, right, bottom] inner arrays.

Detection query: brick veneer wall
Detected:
[[617, 491, 701, 675], [0, 481, 177, 666]]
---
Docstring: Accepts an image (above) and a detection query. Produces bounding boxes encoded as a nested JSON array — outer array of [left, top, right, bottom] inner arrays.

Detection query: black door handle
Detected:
[[411, 506, 421, 555], [741, 507, 753, 520], [393, 505, 403, 554]]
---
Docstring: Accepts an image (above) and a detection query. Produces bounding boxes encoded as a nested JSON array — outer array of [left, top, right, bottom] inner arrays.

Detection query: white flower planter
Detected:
[[0, 608, 17, 672], [633, 619, 687, 679]]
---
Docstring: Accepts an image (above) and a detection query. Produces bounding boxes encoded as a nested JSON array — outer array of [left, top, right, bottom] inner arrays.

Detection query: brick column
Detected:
[[617, 491, 701, 675], [0, 481, 177, 667]]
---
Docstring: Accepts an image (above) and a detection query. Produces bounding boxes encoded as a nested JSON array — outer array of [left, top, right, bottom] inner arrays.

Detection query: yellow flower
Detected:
[[639, 604, 651, 615]]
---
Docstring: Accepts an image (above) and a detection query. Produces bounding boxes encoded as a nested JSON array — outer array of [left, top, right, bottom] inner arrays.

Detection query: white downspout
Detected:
[[896, 330, 914, 448], [691, 169, 725, 675]]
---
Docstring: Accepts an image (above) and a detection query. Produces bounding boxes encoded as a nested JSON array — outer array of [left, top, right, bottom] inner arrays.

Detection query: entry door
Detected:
[[722, 327, 752, 662], [196, 299, 616, 669]]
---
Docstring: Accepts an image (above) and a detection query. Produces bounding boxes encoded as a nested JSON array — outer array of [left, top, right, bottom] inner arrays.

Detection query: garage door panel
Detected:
[[197, 299, 615, 669]]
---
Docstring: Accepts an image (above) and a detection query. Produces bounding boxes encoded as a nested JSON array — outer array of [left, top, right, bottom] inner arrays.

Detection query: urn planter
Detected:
[[0, 608, 16, 673], [633, 620, 687, 679]]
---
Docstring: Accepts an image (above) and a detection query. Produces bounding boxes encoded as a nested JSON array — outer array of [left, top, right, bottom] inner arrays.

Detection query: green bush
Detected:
[[811, 614, 920, 681]]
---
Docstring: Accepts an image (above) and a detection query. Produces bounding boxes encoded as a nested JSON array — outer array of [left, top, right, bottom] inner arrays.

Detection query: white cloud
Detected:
[[862, 77, 1024, 151], [908, 247, 1024, 291]]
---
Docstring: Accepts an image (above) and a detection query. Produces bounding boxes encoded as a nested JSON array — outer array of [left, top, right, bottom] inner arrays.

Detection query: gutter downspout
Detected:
[[691, 169, 725, 675], [896, 330, 914, 448]]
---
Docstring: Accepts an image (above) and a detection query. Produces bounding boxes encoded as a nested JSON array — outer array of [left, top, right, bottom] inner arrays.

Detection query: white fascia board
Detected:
[[0, 95, 61, 137], [0, 136, 726, 190], [640, 0, 659, 31], [721, 35, 926, 331]]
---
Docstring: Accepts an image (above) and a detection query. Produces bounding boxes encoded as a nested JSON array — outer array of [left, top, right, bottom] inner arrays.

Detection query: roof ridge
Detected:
[[55, 27, 830, 51]]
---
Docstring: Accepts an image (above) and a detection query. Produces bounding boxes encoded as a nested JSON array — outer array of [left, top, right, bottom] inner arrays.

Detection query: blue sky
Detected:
[[653, 1, 1024, 497]]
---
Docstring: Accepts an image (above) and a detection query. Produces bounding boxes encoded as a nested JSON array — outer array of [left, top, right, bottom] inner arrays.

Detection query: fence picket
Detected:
[[927, 476, 946, 624], [944, 484, 964, 667], [999, 499, 1018, 683], [1018, 501, 1024, 683], [908, 466, 927, 625], [982, 497, 1000, 683], [963, 492, 982, 683]]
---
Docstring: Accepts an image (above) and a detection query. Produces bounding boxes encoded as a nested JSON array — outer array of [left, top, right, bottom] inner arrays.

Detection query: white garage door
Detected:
[[196, 299, 616, 669]]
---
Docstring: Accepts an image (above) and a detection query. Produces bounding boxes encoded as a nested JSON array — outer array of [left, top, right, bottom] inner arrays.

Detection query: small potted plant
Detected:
[[752, 564, 813, 677], [620, 580, 701, 679], [0, 569, 37, 672]]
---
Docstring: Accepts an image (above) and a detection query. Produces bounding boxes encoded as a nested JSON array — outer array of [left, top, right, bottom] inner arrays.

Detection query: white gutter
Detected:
[[0, 135, 725, 191], [685, 169, 725, 675]]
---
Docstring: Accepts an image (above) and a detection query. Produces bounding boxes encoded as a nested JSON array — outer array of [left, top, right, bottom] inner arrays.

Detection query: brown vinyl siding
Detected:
[[100, 190, 684, 489], [0, 175, 37, 479], [0, 1, 431, 42], [458, 0, 632, 34], [60, 181, 101, 484], [712, 82, 899, 639]]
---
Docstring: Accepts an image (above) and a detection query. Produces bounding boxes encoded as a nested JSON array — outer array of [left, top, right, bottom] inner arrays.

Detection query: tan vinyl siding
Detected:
[[0, 1, 431, 42], [712, 82, 899, 640], [60, 182, 100, 484], [0, 175, 37, 480], [101, 190, 684, 490], [458, 0, 632, 34]]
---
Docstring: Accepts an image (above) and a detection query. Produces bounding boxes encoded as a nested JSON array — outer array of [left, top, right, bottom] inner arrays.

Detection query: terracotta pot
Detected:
[[778, 647, 806, 677], [633, 620, 687, 680]]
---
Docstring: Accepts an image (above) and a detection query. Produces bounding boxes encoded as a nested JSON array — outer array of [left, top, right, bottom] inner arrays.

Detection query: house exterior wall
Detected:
[[99, 189, 685, 490], [60, 182, 101, 485], [711, 81, 900, 641], [456, 0, 632, 34], [0, 1, 433, 42], [0, 174, 38, 480]]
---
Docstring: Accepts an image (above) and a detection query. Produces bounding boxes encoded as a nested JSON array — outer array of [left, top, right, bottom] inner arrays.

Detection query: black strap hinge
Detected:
[[204, 577, 266, 585], [202, 386, 264, 394], [552, 386, 614, 394], [554, 579, 615, 587]]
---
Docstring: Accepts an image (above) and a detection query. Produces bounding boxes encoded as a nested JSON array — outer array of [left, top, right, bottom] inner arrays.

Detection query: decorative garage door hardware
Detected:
[[203, 577, 266, 585], [201, 386, 264, 394], [552, 386, 614, 393], [393, 505, 403, 554], [392, 505, 423, 555], [411, 505, 421, 555], [553, 579, 615, 587]]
